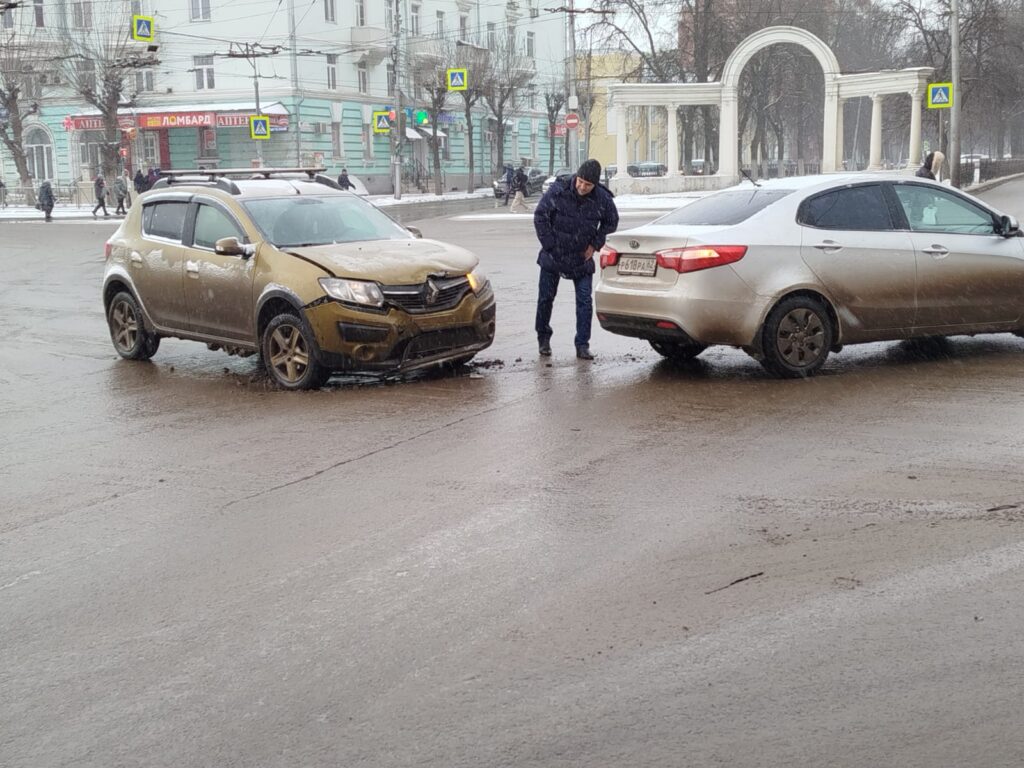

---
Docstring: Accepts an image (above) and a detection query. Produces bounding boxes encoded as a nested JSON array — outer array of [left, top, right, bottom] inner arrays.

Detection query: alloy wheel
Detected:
[[268, 323, 311, 384], [111, 299, 139, 354]]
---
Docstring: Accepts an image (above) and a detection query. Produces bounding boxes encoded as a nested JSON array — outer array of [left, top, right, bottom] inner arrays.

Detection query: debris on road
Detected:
[[704, 571, 765, 595]]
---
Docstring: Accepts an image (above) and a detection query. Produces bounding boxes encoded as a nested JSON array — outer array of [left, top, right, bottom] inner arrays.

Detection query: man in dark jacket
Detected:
[[533, 158, 619, 360], [337, 168, 355, 190], [133, 169, 146, 194], [38, 180, 55, 222], [92, 174, 109, 218]]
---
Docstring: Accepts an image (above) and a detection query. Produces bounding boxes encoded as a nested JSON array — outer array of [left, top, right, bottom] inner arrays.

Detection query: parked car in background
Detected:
[[688, 159, 712, 175], [102, 168, 495, 390], [605, 165, 618, 183], [492, 167, 546, 198], [632, 162, 667, 177], [596, 174, 1024, 378], [542, 168, 573, 195]]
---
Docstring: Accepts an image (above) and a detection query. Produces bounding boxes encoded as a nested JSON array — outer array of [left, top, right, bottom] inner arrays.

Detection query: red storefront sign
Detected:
[[66, 115, 136, 131], [138, 111, 215, 129], [216, 113, 289, 130], [553, 124, 567, 137]]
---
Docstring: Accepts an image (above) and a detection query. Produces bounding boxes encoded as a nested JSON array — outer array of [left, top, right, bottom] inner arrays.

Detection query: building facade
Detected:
[[0, 0, 568, 194]]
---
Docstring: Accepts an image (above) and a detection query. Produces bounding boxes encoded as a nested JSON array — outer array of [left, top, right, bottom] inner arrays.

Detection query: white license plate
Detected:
[[617, 257, 657, 277]]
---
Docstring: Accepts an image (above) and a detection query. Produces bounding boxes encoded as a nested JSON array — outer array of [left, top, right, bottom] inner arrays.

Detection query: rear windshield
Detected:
[[655, 189, 793, 226], [242, 195, 409, 248]]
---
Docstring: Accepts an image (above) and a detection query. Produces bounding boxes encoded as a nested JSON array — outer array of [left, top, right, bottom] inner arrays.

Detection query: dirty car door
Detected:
[[132, 199, 191, 330]]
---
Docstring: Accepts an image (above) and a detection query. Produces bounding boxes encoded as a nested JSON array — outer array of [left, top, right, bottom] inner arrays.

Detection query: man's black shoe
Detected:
[[576, 345, 594, 360], [539, 340, 552, 357]]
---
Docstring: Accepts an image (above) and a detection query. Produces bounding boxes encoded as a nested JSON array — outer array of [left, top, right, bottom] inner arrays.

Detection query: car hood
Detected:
[[284, 238, 478, 284]]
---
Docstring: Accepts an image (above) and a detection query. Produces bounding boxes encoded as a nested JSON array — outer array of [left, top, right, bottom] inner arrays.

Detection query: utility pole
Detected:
[[391, 0, 403, 200], [566, 0, 577, 169], [949, 0, 962, 187], [227, 43, 283, 167]]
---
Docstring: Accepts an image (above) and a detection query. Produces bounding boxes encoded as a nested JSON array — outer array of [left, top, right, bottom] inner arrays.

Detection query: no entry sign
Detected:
[[565, 112, 580, 129]]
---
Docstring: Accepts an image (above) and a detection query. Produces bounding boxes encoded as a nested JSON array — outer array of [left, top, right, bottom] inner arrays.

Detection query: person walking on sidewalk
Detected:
[[533, 159, 619, 360], [0, 178, 7, 208], [113, 173, 129, 215], [509, 167, 531, 214], [92, 174, 110, 218], [133, 169, 146, 195], [38, 180, 55, 222], [337, 168, 355, 190]]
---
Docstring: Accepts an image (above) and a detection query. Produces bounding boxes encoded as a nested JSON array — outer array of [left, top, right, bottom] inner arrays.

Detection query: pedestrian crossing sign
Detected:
[[250, 115, 270, 140], [372, 111, 392, 133], [132, 15, 154, 42], [447, 68, 468, 91], [927, 83, 953, 109]]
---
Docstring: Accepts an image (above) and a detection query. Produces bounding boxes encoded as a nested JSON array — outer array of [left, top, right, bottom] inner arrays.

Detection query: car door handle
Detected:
[[922, 245, 949, 258], [812, 240, 842, 253], [186, 260, 200, 276]]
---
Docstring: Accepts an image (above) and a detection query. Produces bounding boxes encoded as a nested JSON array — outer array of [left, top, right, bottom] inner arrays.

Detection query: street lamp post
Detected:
[[950, 0, 962, 187]]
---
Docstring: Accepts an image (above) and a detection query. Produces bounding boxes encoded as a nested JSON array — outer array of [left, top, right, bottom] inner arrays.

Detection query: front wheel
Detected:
[[107, 291, 160, 360], [261, 312, 331, 390], [760, 296, 834, 378], [649, 340, 707, 361]]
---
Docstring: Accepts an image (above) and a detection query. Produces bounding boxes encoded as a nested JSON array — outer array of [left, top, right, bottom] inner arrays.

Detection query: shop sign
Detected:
[[138, 111, 215, 129], [215, 113, 290, 131], [66, 115, 136, 131]]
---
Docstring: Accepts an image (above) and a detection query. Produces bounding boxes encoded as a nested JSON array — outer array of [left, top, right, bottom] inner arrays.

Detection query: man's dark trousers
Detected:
[[535, 269, 593, 349]]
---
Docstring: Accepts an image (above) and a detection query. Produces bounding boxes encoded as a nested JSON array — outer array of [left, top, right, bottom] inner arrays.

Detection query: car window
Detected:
[[799, 185, 892, 230], [142, 201, 189, 241], [656, 189, 793, 226], [893, 185, 996, 235], [242, 195, 410, 248], [193, 204, 245, 250]]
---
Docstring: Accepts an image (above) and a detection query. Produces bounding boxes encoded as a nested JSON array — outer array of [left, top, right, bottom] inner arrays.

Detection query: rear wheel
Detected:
[[107, 291, 160, 360], [760, 296, 834, 378], [649, 340, 707, 361], [261, 312, 330, 390]]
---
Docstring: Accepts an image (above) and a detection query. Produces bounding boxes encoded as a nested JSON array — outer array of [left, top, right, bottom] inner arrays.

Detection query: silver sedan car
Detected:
[[595, 174, 1024, 377]]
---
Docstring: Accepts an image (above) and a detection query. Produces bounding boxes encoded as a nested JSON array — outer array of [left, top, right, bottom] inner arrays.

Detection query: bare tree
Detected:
[[454, 43, 491, 193], [411, 42, 452, 196], [0, 1, 48, 202], [543, 87, 566, 174], [482, 32, 535, 174], [59, 2, 155, 180]]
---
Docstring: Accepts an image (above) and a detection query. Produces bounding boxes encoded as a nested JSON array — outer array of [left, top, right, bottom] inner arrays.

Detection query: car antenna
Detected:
[[740, 169, 761, 188]]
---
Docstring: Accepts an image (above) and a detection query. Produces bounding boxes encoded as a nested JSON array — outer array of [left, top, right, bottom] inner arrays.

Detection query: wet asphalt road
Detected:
[[3, 181, 1024, 767]]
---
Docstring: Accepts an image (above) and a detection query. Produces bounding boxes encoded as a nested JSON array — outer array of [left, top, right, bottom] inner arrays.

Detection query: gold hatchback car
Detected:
[[102, 168, 495, 389]]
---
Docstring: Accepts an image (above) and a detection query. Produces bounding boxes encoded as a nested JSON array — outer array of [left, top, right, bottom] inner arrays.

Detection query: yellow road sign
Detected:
[[927, 83, 953, 109], [132, 15, 154, 42], [372, 111, 391, 134], [250, 115, 270, 140], [447, 68, 468, 91]]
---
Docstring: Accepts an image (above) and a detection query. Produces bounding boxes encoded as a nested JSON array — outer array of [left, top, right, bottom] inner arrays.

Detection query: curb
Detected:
[[964, 172, 1024, 195]]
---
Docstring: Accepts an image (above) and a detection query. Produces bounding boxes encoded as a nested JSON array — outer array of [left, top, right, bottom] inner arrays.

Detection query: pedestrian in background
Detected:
[[533, 158, 619, 361], [113, 173, 128, 215], [916, 150, 945, 181], [92, 174, 110, 218], [503, 165, 514, 206], [133, 169, 146, 195], [0, 178, 7, 208], [337, 168, 355, 190], [509, 166, 531, 214], [38, 180, 55, 222], [146, 167, 159, 190]]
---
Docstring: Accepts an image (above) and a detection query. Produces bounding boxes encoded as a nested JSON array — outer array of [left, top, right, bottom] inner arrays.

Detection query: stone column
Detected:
[[718, 88, 739, 179], [822, 80, 839, 173], [615, 104, 628, 177], [835, 98, 846, 171], [908, 91, 923, 169], [868, 94, 884, 171], [666, 105, 679, 175]]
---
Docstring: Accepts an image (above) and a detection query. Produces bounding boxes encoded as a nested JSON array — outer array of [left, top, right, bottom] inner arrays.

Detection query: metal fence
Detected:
[[0, 181, 92, 208], [958, 158, 1024, 186]]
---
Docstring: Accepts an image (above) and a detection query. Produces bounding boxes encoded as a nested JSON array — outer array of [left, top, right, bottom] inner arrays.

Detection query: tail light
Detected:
[[655, 245, 747, 274], [104, 242, 113, 260], [599, 245, 620, 269]]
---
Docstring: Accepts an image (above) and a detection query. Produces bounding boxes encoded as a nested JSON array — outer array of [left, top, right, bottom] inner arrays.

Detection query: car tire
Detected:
[[107, 291, 160, 361], [649, 340, 707, 361], [261, 311, 331, 390], [759, 295, 834, 379]]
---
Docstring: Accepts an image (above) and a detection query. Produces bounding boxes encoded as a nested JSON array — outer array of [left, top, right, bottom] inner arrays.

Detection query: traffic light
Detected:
[[415, 110, 428, 125]]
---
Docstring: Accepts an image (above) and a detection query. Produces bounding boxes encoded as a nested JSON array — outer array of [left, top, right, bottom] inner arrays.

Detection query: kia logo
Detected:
[[629, 240, 640, 250]]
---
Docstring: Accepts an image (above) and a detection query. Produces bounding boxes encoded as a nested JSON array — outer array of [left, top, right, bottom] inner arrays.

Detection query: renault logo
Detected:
[[629, 240, 640, 250], [424, 278, 440, 305]]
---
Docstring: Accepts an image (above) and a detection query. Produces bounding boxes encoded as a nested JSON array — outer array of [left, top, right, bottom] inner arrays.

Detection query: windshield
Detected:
[[655, 189, 793, 226], [242, 195, 410, 248]]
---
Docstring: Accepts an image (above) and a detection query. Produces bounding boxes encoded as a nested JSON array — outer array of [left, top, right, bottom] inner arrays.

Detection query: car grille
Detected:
[[405, 326, 481, 359], [381, 276, 471, 314]]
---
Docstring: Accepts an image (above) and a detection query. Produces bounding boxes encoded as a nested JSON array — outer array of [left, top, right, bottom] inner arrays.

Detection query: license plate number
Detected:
[[617, 257, 657, 277]]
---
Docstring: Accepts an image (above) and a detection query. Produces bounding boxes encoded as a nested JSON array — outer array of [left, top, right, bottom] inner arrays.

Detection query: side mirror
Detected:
[[214, 236, 254, 257], [1000, 215, 1021, 237], [406, 226, 423, 239]]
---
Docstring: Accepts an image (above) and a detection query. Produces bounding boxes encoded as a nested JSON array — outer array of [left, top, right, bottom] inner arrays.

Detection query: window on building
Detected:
[[326, 54, 338, 90], [410, 4, 420, 35], [21, 73, 41, 99], [77, 59, 96, 91], [530, 0, 539, 18], [2, 6, 14, 27], [142, 132, 160, 168], [33, 0, 44, 27], [331, 122, 343, 158], [193, 55, 215, 90], [528, 86, 536, 110], [357, 62, 368, 94], [487, 22, 496, 51], [135, 69, 155, 92], [25, 127, 54, 181], [436, 10, 444, 36], [385, 0, 394, 32], [190, 0, 211, 22], [531, 132, 538, 161], [458, 14, 468, 40], [324, 0, 335, 23], [441, 135, 450, 161], [131, 0, 148, 16], [527, 31, 535, 58], [355, 0, 364, 26], [198, 128, 218, 159], [81, 141, 102, 178], [72, 1, 92, 28], [361, 122, 373, 161], [387, 64, 396, 96]]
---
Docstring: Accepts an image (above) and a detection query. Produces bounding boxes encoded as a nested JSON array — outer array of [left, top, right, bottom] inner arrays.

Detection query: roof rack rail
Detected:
[[149, 167, 336, 195]]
